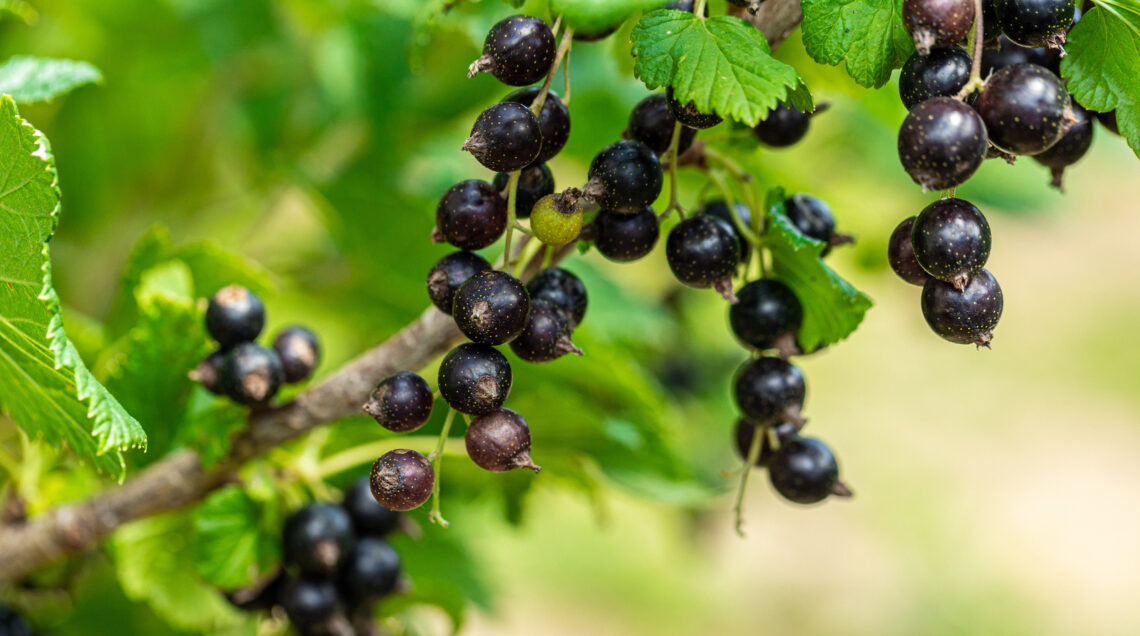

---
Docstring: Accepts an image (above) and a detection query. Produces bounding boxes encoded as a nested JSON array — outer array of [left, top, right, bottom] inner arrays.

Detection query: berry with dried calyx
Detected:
[[530, 192, 584, 247], [729, 279, 803, 353], [206, 284, 265, 347], [526, 267, 587, 329], [273, 325, 320, 383], [342, 476, 400, 538], [283, 503, 355, 577], [898, 97, 988, 190], [493, 163, 555, 219], [733, 356, 806, 425], [888, 216, 932, 286], [363, 371, 434, 433], [452, 270, 531, 346], [435, 180, 507, 250], [1032, 102, 1094, 189], [899, 47, 973, 109], [911, 197, 992, 289], [666, 87, 723, 130], [465, 408, 542, 472], [502, 87, 571, 164], [994, 0, 1075, 48], [369, 449, 435, 512], [973, 63, 1074, 156], [593, 208, 661, 263], [921, 269, 1003, 346], [219, 342, 284, 406], [509, 300, 583, 363], [903, 0, 976, 55], [768, 436, 843, 504], [752, 101, 813, 147], [628, 93, 696, 155], [426, 251, 492, 315], [585, 140, 664, 214], [468, 16, 556, 86], [665, 215, 740, 300], [438, 343, 512, 415], [190, 349, 228, 395], [462, 102, 543, 172]]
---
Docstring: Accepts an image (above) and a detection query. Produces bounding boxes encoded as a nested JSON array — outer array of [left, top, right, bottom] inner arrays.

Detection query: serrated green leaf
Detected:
[[631, 12, 812, 125], [801, 0, 915, 88], [0, 56, 102, 104], [194, 486, 280, 590], [0, 95, 144, 477], [553, 0, 671, 33], [1061, 6, 1140, 157]]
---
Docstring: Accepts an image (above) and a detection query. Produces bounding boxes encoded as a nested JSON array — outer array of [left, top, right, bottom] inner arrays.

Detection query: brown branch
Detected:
[[0, 1, 804, 586]]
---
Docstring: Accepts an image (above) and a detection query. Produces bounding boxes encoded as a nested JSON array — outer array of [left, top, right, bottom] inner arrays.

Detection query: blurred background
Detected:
[[2, 0, 1139, 634]]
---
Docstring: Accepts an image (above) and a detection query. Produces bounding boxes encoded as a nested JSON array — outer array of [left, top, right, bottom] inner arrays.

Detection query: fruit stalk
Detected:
[[733, 425, 765, 537], [958, 0, 986, 98], [428, 408, 458, 527]]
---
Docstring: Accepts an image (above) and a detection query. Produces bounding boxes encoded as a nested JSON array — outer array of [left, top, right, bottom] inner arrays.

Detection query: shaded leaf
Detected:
[[0, 56, 102, 103]]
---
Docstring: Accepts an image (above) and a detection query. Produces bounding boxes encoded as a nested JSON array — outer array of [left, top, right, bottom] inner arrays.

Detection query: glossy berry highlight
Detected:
[[272, 325, 320, 383], [363, 371, 434, 433], [768, 437, 841, 504], [585, 140, 664, 213], [435, 180, 507, 250], [438, 343, 512, 415], [903, 0, 976, 55], [665, 215, 740, 298], [888, 216, 932, 286], [899, 47, 972, 109], [593, 208, 661, 263], [502, 88, 571, 164], [462, 102, 543, 172], [628, 93, 696, 155], [280, 578, 341, 628], [784, 193, 841, 255], [526, 267, 588, 329], [509, 300, 583, 363], [468, 15, 556, 86], [452, 270, 531, 346], [729, 279, 804, 352], [219, 342, 284, 406], [974, 63, 1074, 156], [426, 251, 492, 315], [493, 163, 555, 219], [898, 97, 988, 190], [465, 408, 542, 472], [369, 449, 435, 512], [911, 197, 992, 289], [283, 503, 355, 577], [921, 269, 1003, 346], [206, 285, 265, 347], [734, 356, 806, 425], [995, 0, 1075, 48]]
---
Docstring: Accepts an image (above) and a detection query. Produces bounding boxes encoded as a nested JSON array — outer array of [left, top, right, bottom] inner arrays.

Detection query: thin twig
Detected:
[[428, 408, 457, 527]]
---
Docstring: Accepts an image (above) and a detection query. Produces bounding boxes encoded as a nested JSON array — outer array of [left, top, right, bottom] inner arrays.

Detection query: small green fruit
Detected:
[[530, 192, 584, 247]]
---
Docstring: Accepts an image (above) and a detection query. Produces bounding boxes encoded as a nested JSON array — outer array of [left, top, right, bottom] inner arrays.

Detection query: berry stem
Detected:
[[543, 244, 555, 269], [562, 46, 572, 105], [703, 146, 753, 184], [660, 121, 685, 220], [957, 0, 986, 99], [428, 407, 459, 528], [501, 170, 521, 271], [695, 0, 708, 20], [529, 22, 574, 118], [314, 436, 465, 478], [733, 425, 765, 538], [511, 235, 545, 278], [512, 221, 535, 237], [708, 170, 761, 246]]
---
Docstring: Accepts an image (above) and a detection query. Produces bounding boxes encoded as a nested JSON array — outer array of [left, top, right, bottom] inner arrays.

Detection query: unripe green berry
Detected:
[[529, 192, 583, 247]]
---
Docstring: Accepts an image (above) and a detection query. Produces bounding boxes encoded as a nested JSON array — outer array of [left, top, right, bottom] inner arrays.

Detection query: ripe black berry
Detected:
[[593, 208, 660, 263], [784, 193, 839, 255], [1096, 110, 1119, 136], [585, 140, 664, 214], [509, 300, 583, 363], [911, 197, 991, 288], [665, 216, 739, 297], [502, 88, 571, 164], [219, 342, 284, 406], [768, 437, 840, 504], [628, 93, 696, 155], [729, 279, 803, 351], [465, 408, 541, 472], [190, 348, 228, 395], [206, 285, 265, 347], [438, 343, 512, 415], [280, 578, 341, 628], [701, 200, 752, 263], [435, 180, 507, 250], [226, 569, 286, 611], [666, 87, 722, 129], [898, 97, 988, 190], [921, 268, 1003, 346], [981, 35, 1058, 76], [1032, 101, 1093, 189], [734, 356, 806, 424], [752, 101, 811, 147], [369, 449, 435, 512], [426, 251, 492, 315], [903, 0, 976, 55], [363, 371, 434, 433], [526, 267, 587, 330], [342, 477, 400, 538], [468, 16, 556, 86], [462, 102, 543, 172], [734, 419, 775, 466], [452, 270, 531, 345], [974, 63, 1073, 156], [273, 325, 320, 383], [339, 537, 401, 603], [899, 47, 972, 109], [888, 216, 931, 286], [995, 0, 1074, 48], [493, 163, 554, 219], [668, 0, 709, 13], [283, 503, 355, 577]]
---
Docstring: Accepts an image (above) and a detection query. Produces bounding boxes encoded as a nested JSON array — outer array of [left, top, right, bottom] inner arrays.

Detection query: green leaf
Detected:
[[553, 0, 671, 33], [172, 390, 248, 469], [1061, 6, 1140, 156], [385, 524, 492, 631], [0, 0, 38, 25], [194, 487, 280, 590], [0, 56, 102, 104], [762, 188, 873, 352], [631, 12, 812, 126], [0, 95, 144, 476], [801, 0, 915, 88]]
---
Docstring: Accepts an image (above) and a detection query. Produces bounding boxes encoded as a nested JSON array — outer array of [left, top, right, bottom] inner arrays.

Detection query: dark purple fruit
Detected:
[[995, 0, 1074, 48], [283, 503, 356, 577], [468, 15, 556, 86], [219, 342, 284, 406], [899, 47, 972, 109], [734, 419, 776, 466], [585, 140, 664, 213], [974, 63, 1073, 155], [784, 193, 838, 254], [509, 301, 582, 363], [593, 208, 661, 263], [665, 215, 740, 294], [273, 325, 320, 383], [981, 36, 1058, 76], [729, 279, 803, 351], [206, 285, 265, 347], [911, 197, 991, 288], [426, 251, 492, 315], [437, 343, 512, 415], [628, 93, 696, 156], [280, 578, 341, 627], [667, 0, 710, 14], [493, 163, 555, 219], [1096, 110, 1119, 135], [452, 270, 531, 346], [526, 267, 587, 329], [734, 356, 806, 425], [435, 180, 507, 250], [1032, 101, 1093, 189], [888, 216, 931, 286], [666, 87, 723, 129], [922, 268, 1003, 346], [363, 371, 434, 433], [465, 408, 541, 472], [190, 349, 228, 395], [768, 437, 840, 504], [898, 97, 988, 189], [752, 101, 811, 147], [502, 88, 571, 164], [903, 0, 976, 55], [369, 449, 435, 512], [339, 537, 401, 603], [342, 476, 400, 538], [225, 569, 286, 611], [462, 102, 543, 172], [701, 200, 752, 263]]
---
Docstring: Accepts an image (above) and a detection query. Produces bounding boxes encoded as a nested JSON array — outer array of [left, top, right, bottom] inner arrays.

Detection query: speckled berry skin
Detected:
[[628, 94, 696, 156], [974, 64, 1073, 156], [526, 267, 587, 329], [475, 16, 555, 86], [530, 194, 584, 247], [981, 36, 1058, 76], [206, 285, 265, 347], [784, 193, 837, 253], [733, 356, 806, 424], [493, 163, 554, 219], [1032, 101, 1093, 189], [911, 198, 991, 286], [729, 279, 803, 350], [273, 326, 320, 383], [435, 180, 507, 250], [465, 408, 541, 472], [342, 477, 399, 538], [701, 200, 752, 263], [752, 101, 811, 147], [898, 97, 988, 190], [363, 371, 434, 433], [280, 578, 340, 628], [426, 251, 492, 315], [995, 0, 1074, 47], [593, 208, 661, 262], [283, 504, 355, 577], [509, 300, 582, 363], [369, 449, 435, 512], [903, 0, 976, 55], [452, 270, 531, 345], [463, 102, 543, 172], [922, 269, 1003, 345], [437, 343, 512, 415], [666, 216, 739, 288], [899, 47, 972, 109], [587, 140, 664, 213], [734, 419, 775, 467], [502, 88, 571, 164], [340, 537, 401, 603], [219, 342, 284, 405], [666, 87, 723, 130], [888, 217, 932, 286], [769, 437, 840, 504]]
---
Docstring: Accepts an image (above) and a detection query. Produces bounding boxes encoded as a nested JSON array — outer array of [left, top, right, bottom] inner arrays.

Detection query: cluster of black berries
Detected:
[[0, 604, 42, 636], [191, 285, 321, 405], [228, 478, 403, 636]]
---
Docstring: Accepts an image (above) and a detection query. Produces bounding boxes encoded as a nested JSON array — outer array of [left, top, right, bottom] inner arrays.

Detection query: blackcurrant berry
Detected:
[[995, 0, 1074, 48], [784, 193, 840, 255], [273, 325, 320, 383], [530, 193, 584, 247], [369, 449, 435, 512], [628, 93, 696, 156], [665, 216, 739, 297], [502, 88, 571, 164], [280, 578, 341, 628], [206, 285, 265, 347], [509, 300, 583, 363], [435, 180, 508, 250], [1032, 101, 1093, 189], [585, 140, 664, 214], [733, 356, 806, 425], [342, 476, 400, 538], [667, 0, 710, 14], [593, 208, 661, 263], [701, 200, 752, 264], [437, 343, 512, 415], [526, 267, 587, 329], [921, 268, 1003, 346], [888, 216, 932, 286], [899, 47, 972, 109], [339, 537, 401, 603], [465, 408, 541, 472], [911, 197, 991, 288], [898, 97, 988, 190], [768, 437, 840, 504], [468, 15, 556, 86], [493, 163, 555, 219], [981, 36, 1058, 76], [1096, 110, 1119, 136], [903, 0, 976, 55], [452, 270, 531, 345], [363, 371, 434, 433], [283, 503, 356, 577], [729, 279, 803, 351], [426, 251, 492, 315], [190, 348, 228, 395], [666, 87, 722, 130], [752, 101, 811, 147], [974, 63, 1073, 156], [734, 419, 775, 466], [219, 342, 284, 406], [462, 102, 543, 173]]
